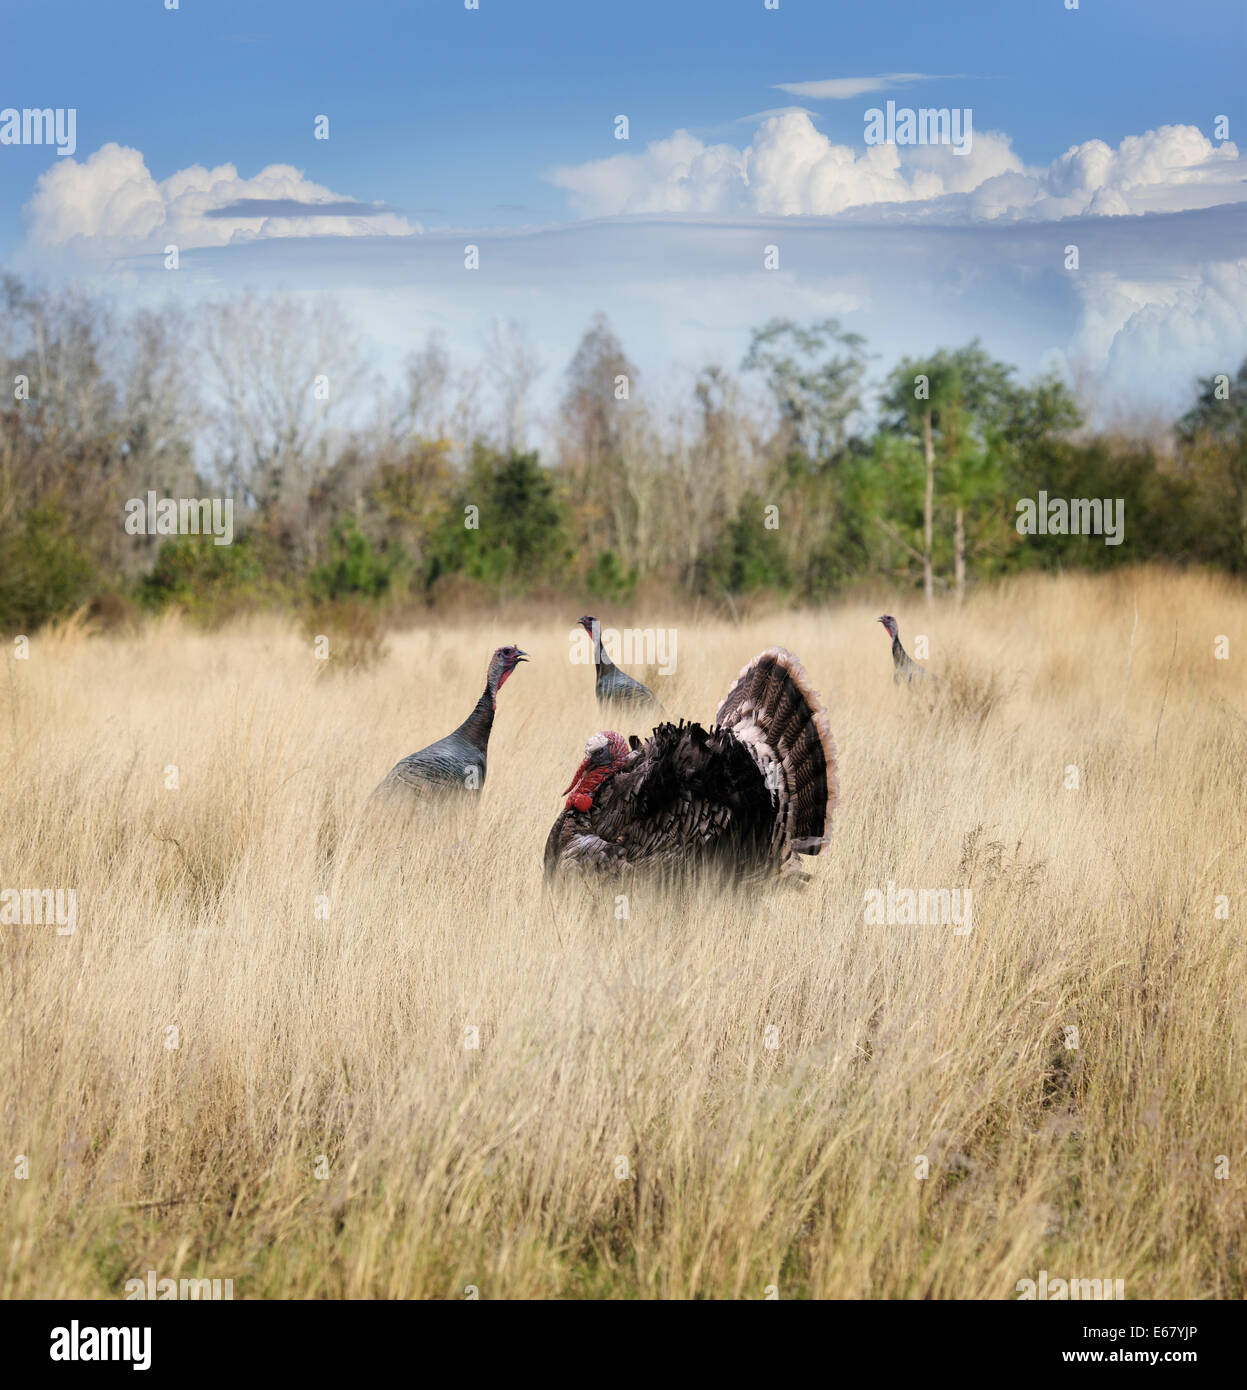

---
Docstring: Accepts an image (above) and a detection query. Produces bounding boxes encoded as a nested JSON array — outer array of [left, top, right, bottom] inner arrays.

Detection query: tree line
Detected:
[[1, 273, 1244, 632]]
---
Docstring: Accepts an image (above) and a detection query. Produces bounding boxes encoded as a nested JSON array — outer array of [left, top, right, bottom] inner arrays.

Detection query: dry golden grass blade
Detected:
[[0, 567, 1244, 1298]]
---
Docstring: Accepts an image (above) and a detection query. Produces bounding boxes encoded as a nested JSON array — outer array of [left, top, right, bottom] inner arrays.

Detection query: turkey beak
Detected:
[[515, 650, 529, 663], [562, 755, 590, 796]]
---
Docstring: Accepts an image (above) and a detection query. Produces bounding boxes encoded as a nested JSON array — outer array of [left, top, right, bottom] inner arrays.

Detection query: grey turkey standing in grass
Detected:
[[579, 614, 662, 709], [878, 615, 935, 685], [545, 647, 836, 881], [377, 644, 527, 796]]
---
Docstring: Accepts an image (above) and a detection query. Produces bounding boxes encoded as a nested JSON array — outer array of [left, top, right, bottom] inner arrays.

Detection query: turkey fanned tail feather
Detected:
[[545, 647, 836, 879]]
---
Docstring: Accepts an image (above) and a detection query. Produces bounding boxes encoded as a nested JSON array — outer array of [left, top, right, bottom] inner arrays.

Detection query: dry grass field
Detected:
[[1, 566, 1244, 1299]]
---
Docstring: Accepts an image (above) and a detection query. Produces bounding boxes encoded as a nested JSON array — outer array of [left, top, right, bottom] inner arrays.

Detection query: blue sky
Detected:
[[1, 0, 1240, 238], [2, 0, 1245, 426]]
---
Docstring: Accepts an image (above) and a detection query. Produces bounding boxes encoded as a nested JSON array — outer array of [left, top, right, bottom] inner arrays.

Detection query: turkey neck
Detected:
[[593, 628, 616, 671], [455, 682, 496, 752]]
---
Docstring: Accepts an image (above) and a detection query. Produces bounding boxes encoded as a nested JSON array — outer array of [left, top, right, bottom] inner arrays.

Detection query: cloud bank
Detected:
[[546, 113, 1244, 222], [23, 142, 418, 261], [15, 118, 1246, 424]]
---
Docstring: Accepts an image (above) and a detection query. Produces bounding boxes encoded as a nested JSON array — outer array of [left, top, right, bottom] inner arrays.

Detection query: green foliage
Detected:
[[799, 448, 886, 596], [365, 438, 453, 572], [309, 517, 408, 602], [428, 447, 570, 591], [1177, 363, 1247, 571], [875, 343, 1085, 589], [698, 492, 790, 596], [586, 548, 637, 602], [139, 533, 263, 612], [2, 276, 1244, 632], [1011, 437, 1232, 572], [1180, 361, 1247, 441], [0, 502, 96, 632], [742, 317, 868, 461]]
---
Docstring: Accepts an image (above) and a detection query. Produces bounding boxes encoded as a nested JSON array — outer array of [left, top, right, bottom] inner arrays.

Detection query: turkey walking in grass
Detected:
[[878, 615, 935, 685], [377, 645, 527, 796], [545, 647, 836, 881], [578, 615, 661, 708]]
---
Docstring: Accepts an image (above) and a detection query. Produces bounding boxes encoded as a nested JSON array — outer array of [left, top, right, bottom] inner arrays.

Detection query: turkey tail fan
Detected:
[[715, 647, 838, 863]]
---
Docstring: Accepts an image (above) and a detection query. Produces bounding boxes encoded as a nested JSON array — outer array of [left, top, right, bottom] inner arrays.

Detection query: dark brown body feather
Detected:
[[544, 648, 836, 880]]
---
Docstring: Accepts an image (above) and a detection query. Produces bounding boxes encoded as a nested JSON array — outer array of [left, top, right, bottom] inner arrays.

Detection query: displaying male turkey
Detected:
[[877, 615, 934, 685], [545, 647, 836, 880], [377, 645, 527, 795], [579, 615, 660, 708]]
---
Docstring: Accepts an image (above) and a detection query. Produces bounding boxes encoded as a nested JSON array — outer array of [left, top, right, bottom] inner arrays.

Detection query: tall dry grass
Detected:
[[1, 566, 1244, 1299]]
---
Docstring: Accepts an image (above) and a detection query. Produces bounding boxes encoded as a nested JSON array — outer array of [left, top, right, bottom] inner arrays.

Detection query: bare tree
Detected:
[[200, 294, 364, 521], [395, 331, 485, 465], [482, 318, 543, 454], [557, 312, 641, 557]]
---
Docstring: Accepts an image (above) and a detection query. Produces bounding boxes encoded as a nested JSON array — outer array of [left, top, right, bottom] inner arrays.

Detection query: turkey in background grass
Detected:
[[377, 645, 528, 796], [578, 614, 662, 709], [878, 615, 936, 685]]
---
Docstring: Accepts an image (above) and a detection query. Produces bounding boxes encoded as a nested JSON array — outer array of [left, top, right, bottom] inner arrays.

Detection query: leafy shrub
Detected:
[[310, 517, 408, 602], [586, 549, 637, 603], [697, 491, 790, 597], [427, 447, 570, 592], [139, 532, 263, 614], [0, 503, 96, 633]]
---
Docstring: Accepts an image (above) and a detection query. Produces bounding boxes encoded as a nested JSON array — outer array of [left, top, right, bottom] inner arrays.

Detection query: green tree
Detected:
[[740, 320, 870, 598], [0, 501, 96, 631], [742, 317, 867, 462], [586, 549, 637, 603], [698, 491, 790, 598], [880, 352, 962, 602], [309, 516, 408, 602], [429, 446, 569, 593], [138, 532, 263, 614], [881, 344, 1077, 601], [1178, 361, 1247, 572]]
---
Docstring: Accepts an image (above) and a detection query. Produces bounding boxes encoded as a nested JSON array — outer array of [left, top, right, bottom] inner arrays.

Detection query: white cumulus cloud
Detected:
[[1073, 260, 1247, 404], [23, 143, 418, 261], [546, 113, 1244, 223]]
